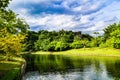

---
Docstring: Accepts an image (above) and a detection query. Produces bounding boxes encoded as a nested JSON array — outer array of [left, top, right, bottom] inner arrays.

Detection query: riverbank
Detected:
[[0, 55, 26, 80], [33, 48, 120, 57]]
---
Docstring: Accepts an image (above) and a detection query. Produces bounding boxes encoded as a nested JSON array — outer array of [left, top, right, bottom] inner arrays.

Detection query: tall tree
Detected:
[[103, 23, 117, 41], [0, 0, 29, 60]]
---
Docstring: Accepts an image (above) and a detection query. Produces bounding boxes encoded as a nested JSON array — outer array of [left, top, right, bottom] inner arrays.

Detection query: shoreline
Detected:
[[0, 57, 26, 80], [32, 48, 120, 58]]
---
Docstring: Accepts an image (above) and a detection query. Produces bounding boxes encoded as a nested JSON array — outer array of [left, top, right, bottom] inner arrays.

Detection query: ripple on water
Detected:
[[22, 71, 83, 80], [22, 70, 114, 80]]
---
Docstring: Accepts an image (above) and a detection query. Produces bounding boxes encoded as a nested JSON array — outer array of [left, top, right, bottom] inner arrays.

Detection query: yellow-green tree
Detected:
[[0, 0, 29, 60], [0, 28, 25, 61]]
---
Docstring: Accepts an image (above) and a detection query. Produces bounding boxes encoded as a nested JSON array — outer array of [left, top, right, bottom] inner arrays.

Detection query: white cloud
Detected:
[[80, 15, 90, 24], [14, 9, 79, 31], [82, 21, 105, 35], [8, 0, 120, 34], [91, 21, 105, 31], [72, 6, 82, 11]]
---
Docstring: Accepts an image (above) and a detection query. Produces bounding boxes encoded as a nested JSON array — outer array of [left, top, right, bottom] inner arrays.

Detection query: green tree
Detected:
[[24, 31, 38, 51], [0, 0, 11, 9], [70, 35, 82, 49], [55, 41, 69, 51], [0, 0, 29, 60], [80, 39, 89, 48], [0, 10, 29, 34], [70, 41, 83, 49], [100, 22, 120, 48], [103, 23, 117, 41], [93, 32, 99, 47], [110, 29, 120, 48], [48, 41, 58, 51]]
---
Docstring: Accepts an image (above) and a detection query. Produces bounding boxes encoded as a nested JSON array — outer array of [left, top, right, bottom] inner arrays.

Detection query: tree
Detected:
[[55, 41, 69, 51], [0, 10, 29, 34], [80, 39, 89, 48], [93, 32, 99, 47], [24, 31, 38, 51], [93, 32, 99, 37], [103, 23, 117, 41], [70, 35, 82, 49], [0, 0, 29, 60], [0, 28, 25, 61], [0, 0, 11, 9], [70, 41, 83, 49], [100, 22, 120, 48], [110, 29, 120, 48], [48, 41, 58, 51]]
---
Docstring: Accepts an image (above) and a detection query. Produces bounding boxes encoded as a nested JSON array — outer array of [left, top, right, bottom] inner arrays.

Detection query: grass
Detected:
[[0, 55, 25, 80], [0, 68, 21, 80], [33, 48, 120, 57]]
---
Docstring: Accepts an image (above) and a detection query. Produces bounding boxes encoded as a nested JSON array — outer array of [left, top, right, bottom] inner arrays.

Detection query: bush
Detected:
[[70, 41, 83, 49], [35, 39, 50, 51], [99, 39, 114, 48], [55, 41, 69, 51], [48, 41, 57, 51], [113, 43, 120, 49]]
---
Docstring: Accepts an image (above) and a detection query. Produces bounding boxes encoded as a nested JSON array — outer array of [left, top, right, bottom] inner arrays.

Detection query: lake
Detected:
[[22, 54, 120, 80]]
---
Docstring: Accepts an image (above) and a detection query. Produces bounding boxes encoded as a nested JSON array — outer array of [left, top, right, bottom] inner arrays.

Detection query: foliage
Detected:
[[0, 0, 11, 9], [0, 0, 29, 60], [48, 41, 57, 51], [1, 68, 21, 80], [101, 22, 120, 49], [0, 28, 25, 60], [18, 22, 120, 51], [70, 41, 83, 49], [0, 10, 29, 34], [33, 30, 93, 51], [24, 31, 38, 51], [55, 41, 69, 51], [103, 23, 118, 41]]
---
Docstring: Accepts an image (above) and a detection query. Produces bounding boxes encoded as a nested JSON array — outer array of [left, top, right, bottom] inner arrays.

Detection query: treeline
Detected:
[[24, 30, 94, 51], [24, 22, 120, 52]]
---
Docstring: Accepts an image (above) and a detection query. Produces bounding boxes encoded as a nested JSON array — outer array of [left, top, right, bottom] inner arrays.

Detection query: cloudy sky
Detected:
[[9, 0, 120, 35]]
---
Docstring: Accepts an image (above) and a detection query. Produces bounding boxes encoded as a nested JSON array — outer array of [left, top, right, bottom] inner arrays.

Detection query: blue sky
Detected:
[[9, 0, 120, 35]]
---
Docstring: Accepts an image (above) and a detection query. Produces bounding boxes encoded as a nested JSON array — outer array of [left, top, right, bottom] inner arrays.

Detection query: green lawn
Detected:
[[33, 48, 120, 57]]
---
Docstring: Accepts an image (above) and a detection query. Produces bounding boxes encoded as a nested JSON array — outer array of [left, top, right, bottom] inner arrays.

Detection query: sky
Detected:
[[9, 0, 120, 35]]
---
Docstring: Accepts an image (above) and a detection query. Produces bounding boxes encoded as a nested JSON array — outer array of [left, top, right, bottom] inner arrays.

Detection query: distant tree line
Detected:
[[24, 30, 94, 51], [24, 22, 120, 52]]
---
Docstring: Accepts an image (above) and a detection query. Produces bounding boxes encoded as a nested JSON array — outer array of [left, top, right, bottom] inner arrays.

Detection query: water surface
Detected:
[[22, 54, 120, 80]]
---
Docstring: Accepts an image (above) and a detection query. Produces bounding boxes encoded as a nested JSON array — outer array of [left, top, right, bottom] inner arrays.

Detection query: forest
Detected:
[[24, 22, 120, 52]]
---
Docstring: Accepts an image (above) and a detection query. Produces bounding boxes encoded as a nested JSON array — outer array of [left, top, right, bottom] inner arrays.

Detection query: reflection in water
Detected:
[[22, 54, 120, 80]]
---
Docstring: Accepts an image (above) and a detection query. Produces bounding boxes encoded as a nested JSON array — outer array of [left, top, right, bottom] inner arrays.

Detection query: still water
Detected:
[[22, 54, 120, 80]]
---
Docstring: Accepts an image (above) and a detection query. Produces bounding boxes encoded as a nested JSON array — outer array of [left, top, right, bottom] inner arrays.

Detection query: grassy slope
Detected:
[[0, 55, 25, 80], [34, 48, 120, 57]]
